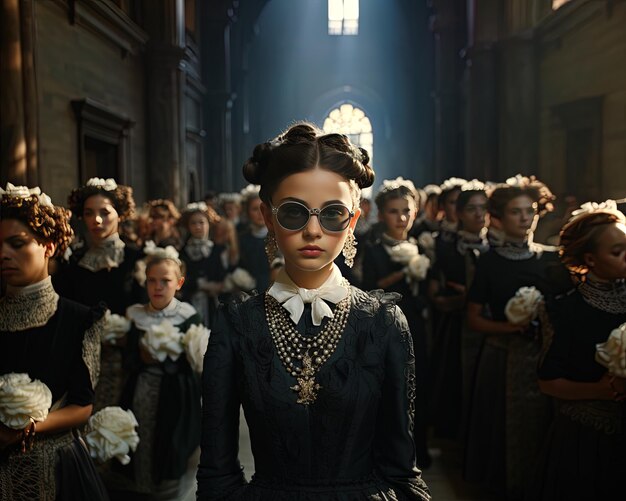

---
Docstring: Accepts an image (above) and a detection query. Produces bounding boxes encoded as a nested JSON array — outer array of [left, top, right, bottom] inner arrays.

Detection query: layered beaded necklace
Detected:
[[264, 281, 352, 405]]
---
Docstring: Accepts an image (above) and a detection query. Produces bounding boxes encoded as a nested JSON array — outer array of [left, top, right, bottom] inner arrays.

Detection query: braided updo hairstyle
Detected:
[[68, 182, 136, 221], [1, 194, 74, 258], [242, 122, 375, 208], [559, 209, 626, 278]]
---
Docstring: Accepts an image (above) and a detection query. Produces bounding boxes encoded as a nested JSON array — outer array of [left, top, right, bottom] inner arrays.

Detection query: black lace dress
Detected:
[[0, 279, 109, 500], [530, 282, 626, 500], [196, 288, 431, 501]]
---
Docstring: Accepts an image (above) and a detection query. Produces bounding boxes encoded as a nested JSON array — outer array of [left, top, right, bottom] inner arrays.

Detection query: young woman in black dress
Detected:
[[361, 178, 431, 469], [0, 184, 109, 500], [464, 181, 565, 500], [196, 122, 431, 500], [179, 202, 227, 327], [531, 201, 626, 500], [428, 180, 489, 440], [56, 178, 145, 412]]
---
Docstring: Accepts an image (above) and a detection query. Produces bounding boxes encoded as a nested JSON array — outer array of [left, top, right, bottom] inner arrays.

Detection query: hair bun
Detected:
[[281, 123, 320, 144], [243, 142, 273, 184]]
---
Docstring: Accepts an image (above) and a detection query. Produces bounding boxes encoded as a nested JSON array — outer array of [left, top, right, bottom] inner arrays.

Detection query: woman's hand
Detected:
[[0, 423, 22, 450]]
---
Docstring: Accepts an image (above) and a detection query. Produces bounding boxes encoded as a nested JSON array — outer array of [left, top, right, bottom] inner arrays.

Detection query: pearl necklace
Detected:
[[264, 281, 351, 405]]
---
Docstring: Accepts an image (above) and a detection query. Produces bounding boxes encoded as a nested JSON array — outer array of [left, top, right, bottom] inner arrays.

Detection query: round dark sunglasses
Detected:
[[271, 201, 354, 232]]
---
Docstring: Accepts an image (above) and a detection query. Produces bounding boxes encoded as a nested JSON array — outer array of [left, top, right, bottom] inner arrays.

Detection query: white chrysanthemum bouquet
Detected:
[[140, 320, 184, 362], [85, 406, 139, 464], [596, 323, 626, 377], [223, 267, 257, 293], [182, 324, 211, 373], [504, 286, 544, 326], [0, 373, 52, 429], [140, 320, 210, 372], [102, 310, 131, 345]]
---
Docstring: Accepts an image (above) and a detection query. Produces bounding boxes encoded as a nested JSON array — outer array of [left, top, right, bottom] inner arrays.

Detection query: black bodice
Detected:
[[196, 288, 430, 500]]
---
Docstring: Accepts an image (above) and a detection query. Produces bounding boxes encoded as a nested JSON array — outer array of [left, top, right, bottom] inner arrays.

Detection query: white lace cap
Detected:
[[440, 177, 467, 192], [378, 177, 417, 195], [240, 184, 260, 202], [86, 177, 118, 191], [0, 183, 53, 207], [567, 199, 625, 225], [184, 201, 208, 213]]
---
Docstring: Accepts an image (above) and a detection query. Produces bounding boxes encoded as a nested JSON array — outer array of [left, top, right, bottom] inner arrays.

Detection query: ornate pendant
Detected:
[[290, 354, 321, 405]]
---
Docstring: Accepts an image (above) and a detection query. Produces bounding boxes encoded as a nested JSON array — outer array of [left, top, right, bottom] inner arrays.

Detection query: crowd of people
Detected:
[[1, 120, 625, 501]]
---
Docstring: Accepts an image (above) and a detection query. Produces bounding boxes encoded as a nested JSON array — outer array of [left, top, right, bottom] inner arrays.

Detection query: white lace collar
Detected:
[[126, 298, 196, 331], [184, 237, 214, 261], [78, 233, 126, 272], [0, 277, 59, 331]]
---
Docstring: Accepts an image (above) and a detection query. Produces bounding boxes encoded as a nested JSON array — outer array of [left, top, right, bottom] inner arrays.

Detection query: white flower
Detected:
[[86, 177, 118, 191], [102, 310, 131, 344], [140, 320, 183, 362], [380, 177, 417, 194], [568, 200, 622, 225], [224, 267, 256, 292], [0, 183, 53, 207], [133, 259, 147, 287], [182, 324, 210, 373], [240, 184, 260, 202], [0, 373, 52, 429], [406, 254, 430, 281], [143, 240, 180, 263], [440, 177, 467, 192], [387, 241, 419, 265], [504, 286, 544, 326], [85, 406, 139, 465], [595, 323, 626, 377], [218, 192, 242, 205], [505, 174, 527, 187], [461, 179, 486, 192], [422, 184, 442, 196], [63, 246, 73, 262], [417, 232, 435, 252], [185, 201, 208, 213]]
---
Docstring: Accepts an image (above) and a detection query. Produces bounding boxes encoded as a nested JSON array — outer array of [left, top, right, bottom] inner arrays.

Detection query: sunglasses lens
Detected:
[[276, 202, 309, 230], [320, 204, 351, 231]]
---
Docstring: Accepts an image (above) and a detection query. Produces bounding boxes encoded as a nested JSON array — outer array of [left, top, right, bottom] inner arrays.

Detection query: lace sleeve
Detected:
[[373, 302, 431, 501], [196, 303, 247, 500]]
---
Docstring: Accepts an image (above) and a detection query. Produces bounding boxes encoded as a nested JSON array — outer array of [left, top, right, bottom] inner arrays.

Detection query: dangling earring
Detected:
[[265, 232, 278, 264], [342, 231, 357, 268]]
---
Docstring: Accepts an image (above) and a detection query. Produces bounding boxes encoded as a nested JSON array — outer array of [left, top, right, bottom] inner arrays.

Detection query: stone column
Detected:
[[1, 0, 39, 186], [143, 0, 186, 206]]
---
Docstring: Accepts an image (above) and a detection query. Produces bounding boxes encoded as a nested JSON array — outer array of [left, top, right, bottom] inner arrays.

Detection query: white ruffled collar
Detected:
[[0, 277, 59, 331], [267, 264, 349, 326], [126, 298, 196, 331], [79, 233, 126, 272], [5, 276, 53, 296]]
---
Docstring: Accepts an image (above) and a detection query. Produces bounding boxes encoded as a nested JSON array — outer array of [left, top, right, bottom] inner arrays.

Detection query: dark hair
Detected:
[[147, 199, 181, 220], [68, 183, 135, 221], [1, 195, 73, 258], [488, 184, 541, 219], [456, 189, 487, 212], [374, 184, 418, 213], [242, 122, 374, 206], [559, 210, 626, 277]]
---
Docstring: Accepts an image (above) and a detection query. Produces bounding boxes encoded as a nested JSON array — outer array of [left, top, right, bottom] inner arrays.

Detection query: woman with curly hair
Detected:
[[196, 122, 431, 500], [0, 183, 109, 500], [55, 178, 146, 413], [146, 199, 182, 249], [530, 201, 626, 500]]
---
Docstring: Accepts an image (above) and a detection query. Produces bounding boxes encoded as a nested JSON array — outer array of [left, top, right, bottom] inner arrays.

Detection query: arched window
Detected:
[[322, 103, 373, 162]]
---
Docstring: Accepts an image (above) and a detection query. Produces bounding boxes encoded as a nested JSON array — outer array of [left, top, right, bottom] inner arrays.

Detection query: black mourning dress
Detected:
[[238, 228, 271, 294], [0, 278, 109, 501], [464, 243, 566, 500], [428, 231, 487, 439], [196, 288, 431, 501], [53, 233, 146, 412], [359, 237, 430, 468], [180, 238, 227, 327], [530, 279, 626, 500]]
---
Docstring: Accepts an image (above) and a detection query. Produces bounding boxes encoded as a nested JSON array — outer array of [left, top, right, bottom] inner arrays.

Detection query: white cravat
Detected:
[[267, 264, 349, 326]]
